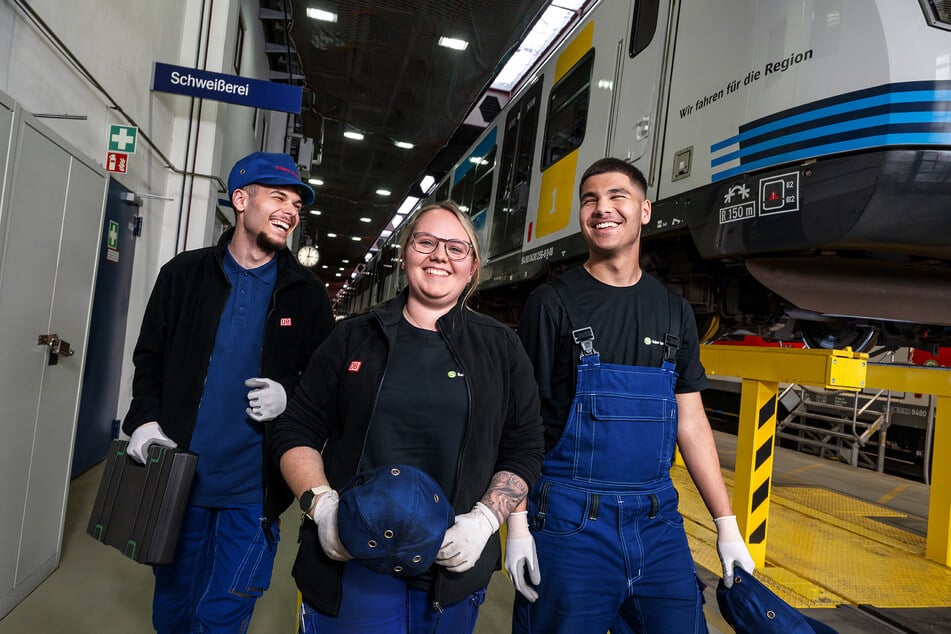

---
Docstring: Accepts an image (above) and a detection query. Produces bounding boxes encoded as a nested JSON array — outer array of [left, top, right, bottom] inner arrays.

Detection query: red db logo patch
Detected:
[[280, 317, 292, 327], [348, 361, 362, 373]]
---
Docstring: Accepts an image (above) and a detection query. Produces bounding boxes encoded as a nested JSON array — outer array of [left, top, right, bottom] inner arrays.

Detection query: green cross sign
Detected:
[[108, 220, 119, 250], [108, 125, 137, 153]]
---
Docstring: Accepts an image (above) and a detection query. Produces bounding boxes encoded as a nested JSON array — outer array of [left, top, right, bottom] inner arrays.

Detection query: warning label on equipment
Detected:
[[758, 172, 799, 216]]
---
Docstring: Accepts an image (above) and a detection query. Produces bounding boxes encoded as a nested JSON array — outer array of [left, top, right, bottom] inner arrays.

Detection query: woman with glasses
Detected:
[[270, 201, 545, 633]]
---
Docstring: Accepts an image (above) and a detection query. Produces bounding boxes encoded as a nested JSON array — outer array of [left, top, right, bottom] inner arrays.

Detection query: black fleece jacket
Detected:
[[123, 228, 335, 531], [269, 290, 545, 614]]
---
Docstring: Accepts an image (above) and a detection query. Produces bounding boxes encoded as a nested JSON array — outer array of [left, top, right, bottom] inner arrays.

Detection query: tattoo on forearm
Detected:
[[481, 471, 528, 525]]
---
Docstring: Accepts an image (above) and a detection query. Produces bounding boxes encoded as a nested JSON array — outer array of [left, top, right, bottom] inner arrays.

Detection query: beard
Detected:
[[256, 230, 286, 253]]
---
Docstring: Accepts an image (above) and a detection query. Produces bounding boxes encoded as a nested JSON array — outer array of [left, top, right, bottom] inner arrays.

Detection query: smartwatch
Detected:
[[299, 485, 332, 516]]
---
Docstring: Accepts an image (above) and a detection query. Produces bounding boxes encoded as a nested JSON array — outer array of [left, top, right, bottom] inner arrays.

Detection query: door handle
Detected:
[[37, 333, 74, 366], [634, 116, 650, 141]]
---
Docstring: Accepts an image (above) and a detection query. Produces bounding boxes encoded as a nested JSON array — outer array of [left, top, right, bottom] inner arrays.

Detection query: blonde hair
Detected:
[[400, 201, 482, 306]]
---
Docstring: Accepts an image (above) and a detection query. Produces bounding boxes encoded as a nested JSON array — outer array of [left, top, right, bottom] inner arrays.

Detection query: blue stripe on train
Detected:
[[712, 131, 951, 181], [708, 81, 951, 181]]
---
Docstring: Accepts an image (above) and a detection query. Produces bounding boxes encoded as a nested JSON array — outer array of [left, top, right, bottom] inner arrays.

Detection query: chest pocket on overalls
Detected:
[[573, 366, 678, 485]]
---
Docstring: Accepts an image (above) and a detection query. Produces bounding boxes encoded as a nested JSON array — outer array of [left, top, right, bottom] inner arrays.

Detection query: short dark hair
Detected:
[[578, 158, 647, 198]]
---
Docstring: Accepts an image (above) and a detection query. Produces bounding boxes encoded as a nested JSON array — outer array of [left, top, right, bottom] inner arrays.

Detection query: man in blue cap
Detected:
[[121, 151, 335, 632]]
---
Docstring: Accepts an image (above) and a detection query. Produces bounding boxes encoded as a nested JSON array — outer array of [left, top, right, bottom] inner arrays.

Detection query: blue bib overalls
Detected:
[[513, 293, 707, 633]]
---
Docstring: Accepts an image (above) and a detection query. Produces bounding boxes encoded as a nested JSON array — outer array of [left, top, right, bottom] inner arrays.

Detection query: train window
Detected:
[[542, 51, 594, 169], [629, 0, 660, 57], [454, 145, 497, 217], [491, 79, 543, 257]]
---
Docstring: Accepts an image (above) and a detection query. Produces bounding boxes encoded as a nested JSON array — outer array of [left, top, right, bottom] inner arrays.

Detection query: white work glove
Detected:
[[436, 502, 499, 573], [714, 515, 756, 588], [311, 490, 351, 561], [504, 511, 541, 602], [127, 421, 177, 464], [245, 377, 287, 422]]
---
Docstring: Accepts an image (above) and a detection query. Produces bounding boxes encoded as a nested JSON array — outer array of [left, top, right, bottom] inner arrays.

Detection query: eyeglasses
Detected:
[[410, 232, 473, 261]]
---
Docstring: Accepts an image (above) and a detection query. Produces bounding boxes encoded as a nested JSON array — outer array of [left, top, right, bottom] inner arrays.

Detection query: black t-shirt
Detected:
[[361, 318, 468, 499], [517, 265, 708, 452]]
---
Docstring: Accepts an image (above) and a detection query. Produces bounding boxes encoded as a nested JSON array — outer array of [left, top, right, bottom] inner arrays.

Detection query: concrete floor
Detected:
[[0, 457, 733, 633]]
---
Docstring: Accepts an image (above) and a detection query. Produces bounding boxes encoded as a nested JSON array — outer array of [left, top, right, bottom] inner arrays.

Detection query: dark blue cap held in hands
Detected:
[[337, 464, 455, 577], [716, 567, 839, 634]]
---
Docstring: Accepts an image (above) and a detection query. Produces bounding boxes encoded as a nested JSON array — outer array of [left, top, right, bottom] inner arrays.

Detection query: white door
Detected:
[[0, 102, 107, 618]]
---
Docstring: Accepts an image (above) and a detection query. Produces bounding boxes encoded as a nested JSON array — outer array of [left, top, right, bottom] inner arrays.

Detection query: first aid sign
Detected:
[[108, 125, 137, 154]]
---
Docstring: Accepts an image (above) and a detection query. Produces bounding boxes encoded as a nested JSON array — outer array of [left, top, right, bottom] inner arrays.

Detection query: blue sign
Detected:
[[152, 62, 303, 114]]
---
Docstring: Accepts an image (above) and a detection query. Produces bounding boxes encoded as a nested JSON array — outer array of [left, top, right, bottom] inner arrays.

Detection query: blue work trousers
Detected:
[[152, 503, 279, 633], [512, 481, 706, 633], [298, 560, 486, 634]]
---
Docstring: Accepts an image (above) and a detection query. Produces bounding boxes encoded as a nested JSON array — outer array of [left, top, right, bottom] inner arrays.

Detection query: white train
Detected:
[[343, 0, 951, 352]]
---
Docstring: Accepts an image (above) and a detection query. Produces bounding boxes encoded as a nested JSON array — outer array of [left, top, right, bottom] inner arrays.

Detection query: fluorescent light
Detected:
[[335, 272, 342, 277], [552, 0, 585, 9], [351, 236, 361, 241], [396, 196, 421, 215], [491, 6, 574, 92], [308, 178, 324, 185], [360, 217, 372, 223], [326, 232, 337, 238], [344, 131, 364, 140], [309, 209, 321, 216], [341, 259, 349, 263], [306, 8, 338, 22], [394, 140, 414, 149], [376, 189, 391, 196], [321, 265, 328, 269], [364, 253, 373, 262], [419, 175, 436, 192], [438, 37, 469, 51]]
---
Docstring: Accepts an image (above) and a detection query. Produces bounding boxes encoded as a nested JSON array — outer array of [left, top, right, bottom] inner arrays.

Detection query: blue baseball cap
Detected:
[[227, 151, 315, 206], [337, 465, 455, 577], [717, 568, 839, 634]]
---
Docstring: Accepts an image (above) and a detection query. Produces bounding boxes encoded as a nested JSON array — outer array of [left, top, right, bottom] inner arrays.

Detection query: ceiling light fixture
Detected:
[[394, 140, 414, 149], [376, 189, 391, 196], [306, 8, 338, 22], [351, 236, 362, 241], [309, 209, 321, 216], [326, 232, 338, 238], [396, 196, 421, 216], [438, 36, 469, 51], [491, 5, 575, 92], [308, 178, 324, 185], [419, 175, 436, 193], [343, 130, 365, 141], [360, 217, 372, 223]]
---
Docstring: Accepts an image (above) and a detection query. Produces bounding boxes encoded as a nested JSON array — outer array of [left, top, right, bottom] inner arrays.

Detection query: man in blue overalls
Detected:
[[508, 158, 755, 633]]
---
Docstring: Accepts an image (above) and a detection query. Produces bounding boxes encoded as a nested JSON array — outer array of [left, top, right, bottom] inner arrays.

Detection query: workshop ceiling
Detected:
[[259, 0, 552, 298]]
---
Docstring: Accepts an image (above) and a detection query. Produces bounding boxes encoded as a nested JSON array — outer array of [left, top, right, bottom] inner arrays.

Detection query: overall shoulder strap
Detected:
[[549, 275, 599, 361], [663, 290, 682, 364]]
